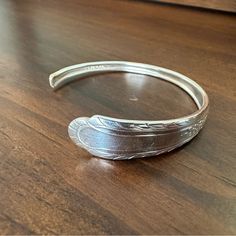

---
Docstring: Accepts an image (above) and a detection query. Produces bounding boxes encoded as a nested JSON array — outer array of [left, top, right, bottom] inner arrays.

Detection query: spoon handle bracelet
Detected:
[[49, 61, 209, 160]]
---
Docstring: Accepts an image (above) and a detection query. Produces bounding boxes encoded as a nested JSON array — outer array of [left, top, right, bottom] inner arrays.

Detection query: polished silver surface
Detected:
[[49, 61, 209, 160]]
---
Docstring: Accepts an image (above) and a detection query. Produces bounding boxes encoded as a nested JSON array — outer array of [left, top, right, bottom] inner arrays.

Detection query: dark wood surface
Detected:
[[0, 0, 235, 234]]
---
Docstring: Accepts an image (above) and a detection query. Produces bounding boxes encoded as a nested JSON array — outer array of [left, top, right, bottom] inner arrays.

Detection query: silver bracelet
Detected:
[[49, 61, 209, 160]]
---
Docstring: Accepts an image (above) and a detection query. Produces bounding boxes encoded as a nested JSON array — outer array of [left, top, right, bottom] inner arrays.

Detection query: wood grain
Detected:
[[156, 0, 236, 13], [0, 0, 236, 234]]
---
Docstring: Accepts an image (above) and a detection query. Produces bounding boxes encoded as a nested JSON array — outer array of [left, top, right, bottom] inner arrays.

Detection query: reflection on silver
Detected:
[[49, 61, 209, 160]]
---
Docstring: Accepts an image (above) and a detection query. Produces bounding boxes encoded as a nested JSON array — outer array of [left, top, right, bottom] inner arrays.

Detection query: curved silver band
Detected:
[[49, 61, 209, 160]]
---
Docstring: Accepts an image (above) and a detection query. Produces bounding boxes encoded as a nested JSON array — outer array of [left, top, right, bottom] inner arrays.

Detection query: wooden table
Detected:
[[0, 0, 235, 234]]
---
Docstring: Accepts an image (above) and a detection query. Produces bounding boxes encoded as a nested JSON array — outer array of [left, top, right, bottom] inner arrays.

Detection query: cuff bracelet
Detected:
[[49, 61, 209, 160]]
